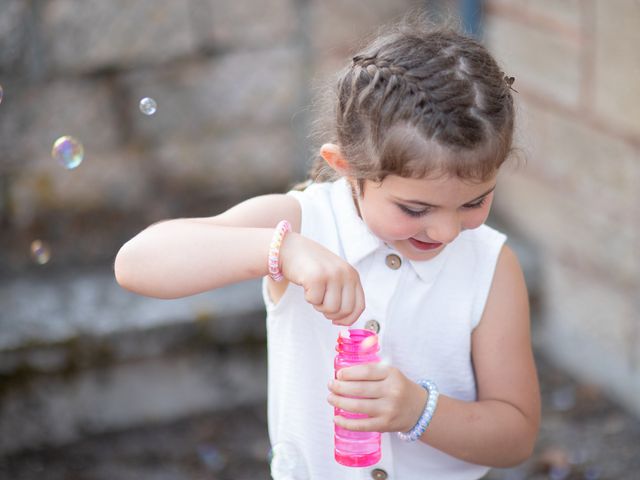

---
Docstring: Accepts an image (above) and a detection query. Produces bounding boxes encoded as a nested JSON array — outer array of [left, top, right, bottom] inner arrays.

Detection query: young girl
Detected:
[[115, 19, 540, 480]]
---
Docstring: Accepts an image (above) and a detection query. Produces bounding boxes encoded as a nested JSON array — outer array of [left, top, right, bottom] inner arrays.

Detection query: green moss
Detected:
[[0, 335, 117, 397]]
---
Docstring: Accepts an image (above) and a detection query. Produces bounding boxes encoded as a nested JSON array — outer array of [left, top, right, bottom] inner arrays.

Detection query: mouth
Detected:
[[408, 237, 443, 251]]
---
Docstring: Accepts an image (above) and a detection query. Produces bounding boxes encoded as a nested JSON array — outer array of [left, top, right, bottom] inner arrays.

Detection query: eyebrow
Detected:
[[394, 184, 497, 208]]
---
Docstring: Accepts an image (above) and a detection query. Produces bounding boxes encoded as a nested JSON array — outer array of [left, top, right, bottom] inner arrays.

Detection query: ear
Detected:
[[319, 143, 349, 174]]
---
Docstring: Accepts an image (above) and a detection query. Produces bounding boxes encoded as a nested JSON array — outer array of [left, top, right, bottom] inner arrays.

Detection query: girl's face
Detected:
[[353, 173, 496, 261]]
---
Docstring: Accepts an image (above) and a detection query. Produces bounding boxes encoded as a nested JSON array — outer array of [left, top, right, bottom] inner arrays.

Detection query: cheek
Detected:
[[384, 219, 418, 239], [361, 205, 416, 240], [462, 201, 493, 230]]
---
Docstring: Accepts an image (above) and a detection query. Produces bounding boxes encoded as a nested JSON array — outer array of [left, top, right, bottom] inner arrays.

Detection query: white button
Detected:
[[371, 468, 388, 480], [385, 254, 401, 270]]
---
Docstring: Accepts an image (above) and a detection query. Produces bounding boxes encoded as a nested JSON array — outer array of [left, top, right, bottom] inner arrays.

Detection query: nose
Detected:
[[425, 214, 461, 245]]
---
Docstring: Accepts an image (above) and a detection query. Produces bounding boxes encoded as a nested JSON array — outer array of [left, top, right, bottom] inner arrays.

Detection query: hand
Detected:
[[327, 363, 428, 433], [279, 232, 365, 326]]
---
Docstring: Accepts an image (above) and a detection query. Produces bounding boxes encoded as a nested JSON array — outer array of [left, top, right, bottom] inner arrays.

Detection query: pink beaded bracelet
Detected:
[[268, 220, 291, 282]]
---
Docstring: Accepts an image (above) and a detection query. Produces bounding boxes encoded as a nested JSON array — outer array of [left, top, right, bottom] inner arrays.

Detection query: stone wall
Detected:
[[0, 0, 422, 273], [483, 0, 640, 416]]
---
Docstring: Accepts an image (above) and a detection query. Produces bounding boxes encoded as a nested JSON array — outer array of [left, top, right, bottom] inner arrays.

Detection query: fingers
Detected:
[[303, 280, 326, 307], [321, 281, 344, 317], [343, 279, 366, 325], [329, 270, 365, 325], [327, 284, 357, 325], [333, 414, 379, 432], [336, 363, 388, 381], [328, 367, 427, 434], [328, 378, 380, 399], [327, 393, 378, 417], [327, 394, 384, 432], [304, 268, 365, 326], [287, 236, 365, 324]]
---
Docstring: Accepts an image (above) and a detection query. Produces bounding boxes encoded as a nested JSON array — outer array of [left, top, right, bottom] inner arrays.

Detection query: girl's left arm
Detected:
[[328, 244, 540, 467], [418, 243, 541, 466]]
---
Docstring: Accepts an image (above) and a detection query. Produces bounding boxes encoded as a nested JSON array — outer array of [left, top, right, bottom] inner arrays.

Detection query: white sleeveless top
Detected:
[[263, 178, 506, 480]]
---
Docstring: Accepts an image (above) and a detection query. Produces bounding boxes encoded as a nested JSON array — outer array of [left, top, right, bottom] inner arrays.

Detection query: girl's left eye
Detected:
[[397, 204, 429, 217], [463, 197, 487, 209]]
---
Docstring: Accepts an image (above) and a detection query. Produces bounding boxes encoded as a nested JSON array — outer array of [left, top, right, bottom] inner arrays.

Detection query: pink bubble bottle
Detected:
[[334, 328, 381, 467]]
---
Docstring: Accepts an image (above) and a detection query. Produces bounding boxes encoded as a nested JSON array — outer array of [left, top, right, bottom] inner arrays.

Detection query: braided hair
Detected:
[[309, 20, 515, 185]]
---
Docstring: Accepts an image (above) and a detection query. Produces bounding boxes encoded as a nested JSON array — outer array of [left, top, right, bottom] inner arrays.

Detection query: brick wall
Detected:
[[484, 0, 640, 416]]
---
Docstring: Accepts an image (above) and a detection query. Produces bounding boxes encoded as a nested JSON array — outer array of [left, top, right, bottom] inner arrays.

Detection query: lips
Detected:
[[408, 237, 443, 251]]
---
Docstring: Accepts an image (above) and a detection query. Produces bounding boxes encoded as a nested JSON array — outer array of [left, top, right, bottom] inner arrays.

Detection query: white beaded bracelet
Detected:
[[397, 379, 439, 442]]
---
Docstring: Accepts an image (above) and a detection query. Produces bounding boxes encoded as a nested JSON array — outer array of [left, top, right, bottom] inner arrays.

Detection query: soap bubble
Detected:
[[51, 136, 84, 170], [551, 385, 576, 412], [270, 442, 309, 480], [549, 465, 571, 480], [0, 84, 4, 105], [584, 465, 603, 480], [139, 97, 157, 115], [196, 444, 226, 472], [30, 240, 51, 265]]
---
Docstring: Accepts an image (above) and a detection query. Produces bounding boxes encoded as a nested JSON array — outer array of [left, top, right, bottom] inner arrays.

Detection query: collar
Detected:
[[330, 178, 384, 266], [329, 178, 453, 284]]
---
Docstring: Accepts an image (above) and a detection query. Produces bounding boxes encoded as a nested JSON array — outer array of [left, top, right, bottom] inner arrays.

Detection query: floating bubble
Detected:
[[30, 240, 51, 265], [551, 385, 576, 412], [584, 465, 603, 480], [0, 84, 3, 105], [549, 465, 571, 480], [196, 444, 226, 472], [51, 136, 84, 170], [270, 442, 309, 479], [139, 97, 157, 115]]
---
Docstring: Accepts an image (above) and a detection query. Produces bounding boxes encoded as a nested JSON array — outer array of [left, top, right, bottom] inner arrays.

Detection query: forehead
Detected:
[[367, 173, 496, 203]]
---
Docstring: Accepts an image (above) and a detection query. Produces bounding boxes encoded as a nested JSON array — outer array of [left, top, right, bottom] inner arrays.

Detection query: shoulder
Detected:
[[476, 242, 529, 335], [209, 181, 339, 234], [492, 244, 527, 302], [288, 181, 343, 234], [288, 180, 335, 206]]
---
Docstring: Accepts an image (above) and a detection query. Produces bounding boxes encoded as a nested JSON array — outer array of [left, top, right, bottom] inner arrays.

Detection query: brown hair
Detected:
[[308, 17, 515, 185]]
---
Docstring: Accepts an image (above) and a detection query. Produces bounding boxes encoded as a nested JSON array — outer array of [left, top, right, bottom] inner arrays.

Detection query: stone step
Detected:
[[0, 228, 541, 455], [0, 268, 267, 455]]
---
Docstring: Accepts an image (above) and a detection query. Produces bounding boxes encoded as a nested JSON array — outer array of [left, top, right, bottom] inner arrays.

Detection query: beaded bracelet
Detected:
[[396, 379, 439, 442], [268, 220, 291, 282]]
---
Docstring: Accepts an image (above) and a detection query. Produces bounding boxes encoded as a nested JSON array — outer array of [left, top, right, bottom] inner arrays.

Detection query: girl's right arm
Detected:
[[115, 194, 300, 299], [114, 193, 364, 325]]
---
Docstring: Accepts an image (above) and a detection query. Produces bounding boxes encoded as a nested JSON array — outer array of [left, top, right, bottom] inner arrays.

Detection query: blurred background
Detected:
[[1, 0, 639, 479]]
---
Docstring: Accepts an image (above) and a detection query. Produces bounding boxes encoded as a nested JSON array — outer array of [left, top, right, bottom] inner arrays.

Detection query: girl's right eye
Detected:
[[397, 204, 429, 217]]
